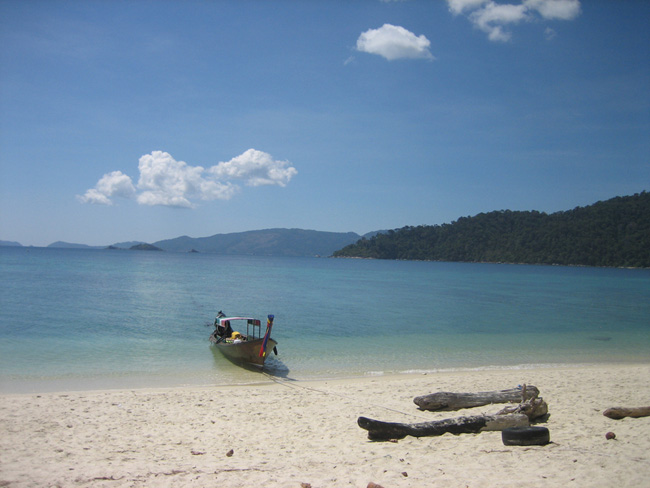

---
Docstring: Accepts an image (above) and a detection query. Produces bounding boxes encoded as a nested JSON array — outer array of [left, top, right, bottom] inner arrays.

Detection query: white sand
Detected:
[[1, 364, 649, 487]]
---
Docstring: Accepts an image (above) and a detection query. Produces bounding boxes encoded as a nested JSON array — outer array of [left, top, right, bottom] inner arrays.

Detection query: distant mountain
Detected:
[[154, 228, 362, 257], [47, 241, 103, 249], [111, 241, 145, 249], [40, 231, 362, 256], [0, 240, 22, 247], [334, 192, 650, 268], [47, 241, 144, 249]]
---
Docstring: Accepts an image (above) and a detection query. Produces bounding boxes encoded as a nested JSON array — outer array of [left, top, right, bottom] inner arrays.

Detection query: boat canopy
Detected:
[[216, 317, 261, 326]]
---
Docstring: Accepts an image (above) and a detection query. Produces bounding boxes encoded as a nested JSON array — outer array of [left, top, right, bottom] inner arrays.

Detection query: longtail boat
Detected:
[[209, 311, 278, 368]]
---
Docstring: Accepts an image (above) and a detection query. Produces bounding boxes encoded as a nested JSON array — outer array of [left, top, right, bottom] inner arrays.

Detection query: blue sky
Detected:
[[1, 0, 648, 247]]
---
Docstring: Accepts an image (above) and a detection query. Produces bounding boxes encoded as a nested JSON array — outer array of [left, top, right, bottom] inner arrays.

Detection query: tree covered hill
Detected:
[[333, 192, 650, 268]]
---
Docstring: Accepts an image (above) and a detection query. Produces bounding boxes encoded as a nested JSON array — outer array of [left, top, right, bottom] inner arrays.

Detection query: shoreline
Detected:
[[332, 254, 650, 270], [2, 363, 649, 487], [1, 359, 645, 396]]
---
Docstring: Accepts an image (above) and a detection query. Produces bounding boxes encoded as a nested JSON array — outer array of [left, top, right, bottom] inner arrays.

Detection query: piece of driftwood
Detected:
[[603, 406, 650, 420], [495, 385, 548, 420], [414, 385, 539, 411], [357, 413, 529, 441]]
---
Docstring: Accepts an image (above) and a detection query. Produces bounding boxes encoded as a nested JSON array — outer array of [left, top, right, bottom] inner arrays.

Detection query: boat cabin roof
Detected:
[[216, 317, 261, 326]]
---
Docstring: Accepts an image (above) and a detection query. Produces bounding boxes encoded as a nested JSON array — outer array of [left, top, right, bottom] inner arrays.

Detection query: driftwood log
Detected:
[[495, 385, 548, 421], [603, 406, 650, 419], [414, 385, 539, 411], [357, 413, 529, 441]]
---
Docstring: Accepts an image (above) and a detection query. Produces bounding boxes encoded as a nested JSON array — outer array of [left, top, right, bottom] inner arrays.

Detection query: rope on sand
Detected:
[[261, 372, 431, 421]]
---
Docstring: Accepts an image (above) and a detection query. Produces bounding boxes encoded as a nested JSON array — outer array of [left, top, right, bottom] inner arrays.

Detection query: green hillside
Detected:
[[333, 192, 650, 268]]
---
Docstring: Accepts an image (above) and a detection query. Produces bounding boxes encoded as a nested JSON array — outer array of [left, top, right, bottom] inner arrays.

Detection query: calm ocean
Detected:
[[1, 247, 649, 393]]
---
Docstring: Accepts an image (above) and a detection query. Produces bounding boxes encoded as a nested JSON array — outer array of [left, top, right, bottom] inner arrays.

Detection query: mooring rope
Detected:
[[261, 371, 432, 421]]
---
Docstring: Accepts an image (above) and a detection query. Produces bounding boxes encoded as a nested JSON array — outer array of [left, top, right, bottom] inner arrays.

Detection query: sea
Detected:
[[1, 246, 649, 393]]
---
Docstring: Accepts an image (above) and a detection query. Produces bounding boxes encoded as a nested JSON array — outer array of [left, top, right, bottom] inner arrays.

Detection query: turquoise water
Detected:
[[1, 247, 649, 393]]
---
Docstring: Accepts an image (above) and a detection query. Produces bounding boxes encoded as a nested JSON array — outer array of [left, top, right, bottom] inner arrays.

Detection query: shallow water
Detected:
[[1, 247, 649, 392]]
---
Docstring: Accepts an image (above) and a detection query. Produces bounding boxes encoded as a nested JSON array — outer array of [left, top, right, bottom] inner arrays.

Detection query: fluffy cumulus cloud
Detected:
[[447, 0, 581, 41], [135, 151, 220, 208], [77, 171, 136, 205], [78, 149, 297, 208], [356, 24, 434, 61], [209, 149, 297, 187]]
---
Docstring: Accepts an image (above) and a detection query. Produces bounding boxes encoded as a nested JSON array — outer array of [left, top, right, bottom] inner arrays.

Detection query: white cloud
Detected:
[[135, 151, 224, 208], [470, 2, 528, 41], [209, 149, 297, 187], [447, 0, 581, 42], [448, 0, 490, 15], [78, 149, 297, 208], [524, 0, 581, 20], [77, 170, 135, 205], [356, 24, 434, 61], [77, 188, 113, 205], [544, 26, 557, 40]]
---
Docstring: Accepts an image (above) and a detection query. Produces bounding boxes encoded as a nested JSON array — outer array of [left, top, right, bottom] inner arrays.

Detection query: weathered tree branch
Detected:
[[414, 385, 540, 411], [357, 414, 529, 441]]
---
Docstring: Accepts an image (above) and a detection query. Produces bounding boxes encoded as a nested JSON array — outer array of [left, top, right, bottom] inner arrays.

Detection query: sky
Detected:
[[1, 0, 648, 247]]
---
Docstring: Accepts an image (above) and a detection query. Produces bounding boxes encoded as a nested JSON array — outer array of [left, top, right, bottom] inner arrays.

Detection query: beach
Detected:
[[1, 364, 649, 487]]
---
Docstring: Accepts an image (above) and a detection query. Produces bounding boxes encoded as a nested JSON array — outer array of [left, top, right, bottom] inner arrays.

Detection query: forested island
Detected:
[[333, 192, 650, 268]]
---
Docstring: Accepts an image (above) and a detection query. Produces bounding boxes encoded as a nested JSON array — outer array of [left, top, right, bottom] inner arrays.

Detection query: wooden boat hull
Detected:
[[210, 335, 278, 367]]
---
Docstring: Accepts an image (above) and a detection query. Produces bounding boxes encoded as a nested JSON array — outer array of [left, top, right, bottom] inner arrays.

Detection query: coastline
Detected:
[[2, 363, 649, 487]]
